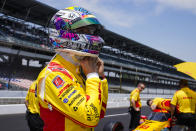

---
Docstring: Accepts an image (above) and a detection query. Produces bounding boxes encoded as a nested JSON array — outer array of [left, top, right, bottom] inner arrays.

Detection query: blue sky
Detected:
[[38, 0, 196, 62]]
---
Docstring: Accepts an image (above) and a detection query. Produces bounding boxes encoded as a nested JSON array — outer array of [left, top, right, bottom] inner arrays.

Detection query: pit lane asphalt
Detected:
[[0, 106, 151, 131]]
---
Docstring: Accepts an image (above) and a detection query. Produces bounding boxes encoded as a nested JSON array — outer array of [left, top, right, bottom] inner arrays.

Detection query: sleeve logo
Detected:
[[52, 75, 65, 89]]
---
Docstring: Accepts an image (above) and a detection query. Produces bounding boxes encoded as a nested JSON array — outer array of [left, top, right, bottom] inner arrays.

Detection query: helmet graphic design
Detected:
[[49, 6, 104, 57]]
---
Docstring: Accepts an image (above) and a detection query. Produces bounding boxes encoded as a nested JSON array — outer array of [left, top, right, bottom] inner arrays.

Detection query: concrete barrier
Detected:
[[0, 104, 26, 115], [0, 90, 27, 97], [0, 92, 173, 115], [0, 97, 25, 104]]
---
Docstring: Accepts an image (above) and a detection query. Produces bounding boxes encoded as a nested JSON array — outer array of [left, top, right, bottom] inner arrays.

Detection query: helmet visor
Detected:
[[71, 17, 101, 30]]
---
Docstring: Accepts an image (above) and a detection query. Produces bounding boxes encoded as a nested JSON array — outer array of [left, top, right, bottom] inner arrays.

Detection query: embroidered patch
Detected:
[[63, 98, 69, 103], [52, 75, 65, 89], [68, 90, 77, 98], [73, 106, 78, 111]]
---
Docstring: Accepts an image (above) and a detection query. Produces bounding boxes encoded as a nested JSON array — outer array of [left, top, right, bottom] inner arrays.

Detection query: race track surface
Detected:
[[0, 106, 151, 131]]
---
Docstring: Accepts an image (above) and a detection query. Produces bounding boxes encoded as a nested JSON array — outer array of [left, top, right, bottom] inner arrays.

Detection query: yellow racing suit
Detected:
[[36, 54, 108, 131]]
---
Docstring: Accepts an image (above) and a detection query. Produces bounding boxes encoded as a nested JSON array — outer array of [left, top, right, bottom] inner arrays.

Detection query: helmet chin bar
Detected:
[[51, 34, 103, 55]]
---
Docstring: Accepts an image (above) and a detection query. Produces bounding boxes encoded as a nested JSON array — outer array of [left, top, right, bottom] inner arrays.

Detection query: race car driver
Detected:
[[147, 98, 171, 112], [25, 81, 44, 131], [35, 6, 108, 131]]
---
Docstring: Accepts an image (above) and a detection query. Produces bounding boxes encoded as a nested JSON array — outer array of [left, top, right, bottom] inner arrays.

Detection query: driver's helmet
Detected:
[[49, 6, 104, 57]]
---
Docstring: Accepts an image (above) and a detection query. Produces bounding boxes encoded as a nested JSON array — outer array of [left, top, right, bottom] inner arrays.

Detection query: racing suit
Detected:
[[36, 54, 108, 131], [25, 81, 44, 131]]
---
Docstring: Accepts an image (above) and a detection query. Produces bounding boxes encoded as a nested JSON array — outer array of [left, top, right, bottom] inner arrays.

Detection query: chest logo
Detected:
[[52, 75, 65, 89]]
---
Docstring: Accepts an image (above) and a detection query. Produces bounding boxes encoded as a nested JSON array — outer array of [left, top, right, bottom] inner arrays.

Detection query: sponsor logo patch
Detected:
[[52, 75, 65, 88], [69, 94, 82, 106], [73, 106, 78, 111], [63, 98, 69, 103], [87, 116, 92, 121], [68, 90, 77, 98]]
